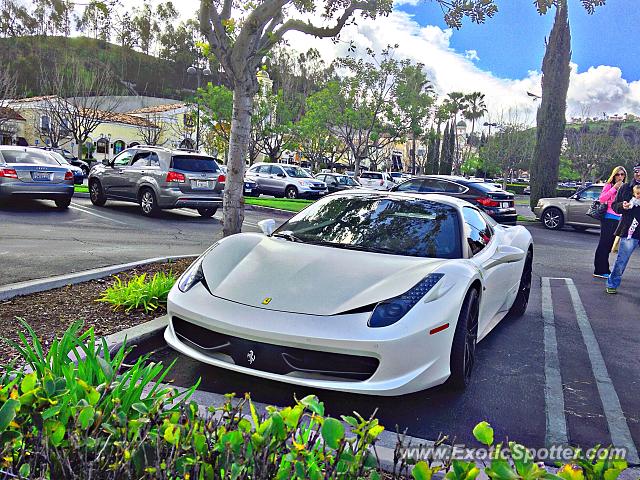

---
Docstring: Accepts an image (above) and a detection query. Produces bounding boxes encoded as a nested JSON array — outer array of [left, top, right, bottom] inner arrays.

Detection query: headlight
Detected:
[[368, 273, 444, 328], [178, 257, 205, 292]]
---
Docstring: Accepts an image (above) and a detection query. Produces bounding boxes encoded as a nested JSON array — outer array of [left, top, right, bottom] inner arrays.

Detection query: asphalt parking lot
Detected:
[[1, 196, 638, 462]]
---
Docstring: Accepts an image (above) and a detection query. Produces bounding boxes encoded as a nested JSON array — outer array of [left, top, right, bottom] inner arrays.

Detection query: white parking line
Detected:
[[564, 279, 639, 464], [69, 203, 128, 225], [541, 277, 569, 446]]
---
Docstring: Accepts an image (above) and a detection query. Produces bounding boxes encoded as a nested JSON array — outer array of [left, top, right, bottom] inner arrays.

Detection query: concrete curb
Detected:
[[245, 204, 299, 216], [0, 254, 198, 301]]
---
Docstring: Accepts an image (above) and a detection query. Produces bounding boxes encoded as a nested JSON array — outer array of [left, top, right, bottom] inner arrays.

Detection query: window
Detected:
[[361, 172, 382, 179], [1, 149, 59, 165], [395, 179, 424, 192], [131, 152, 151, 167], [580, 186, 602, 201], [422, 179, 464, 193], [40, 115, 50, 132], [316, 174, 326, 182], [171, 155, 220, 172], [149, 153, 160, 167], [269, 166, 285, 176], [256, 165, 271, 174], [113, 150, 134, 167], [440, 180, 465, 193], [463, 207, 493, 255]]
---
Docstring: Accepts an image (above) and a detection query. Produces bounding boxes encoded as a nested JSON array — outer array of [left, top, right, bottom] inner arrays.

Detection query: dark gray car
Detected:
[[0, 146, 74, 208], [88, 146, 224, 217]]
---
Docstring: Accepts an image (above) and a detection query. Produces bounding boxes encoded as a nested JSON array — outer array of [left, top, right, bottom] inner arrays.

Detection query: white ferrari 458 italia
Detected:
[[165, 191, 533, 395]]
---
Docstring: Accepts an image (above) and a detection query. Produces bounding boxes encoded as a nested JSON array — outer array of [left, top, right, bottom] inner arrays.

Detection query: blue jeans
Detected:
[[607, 238, 640, 289]]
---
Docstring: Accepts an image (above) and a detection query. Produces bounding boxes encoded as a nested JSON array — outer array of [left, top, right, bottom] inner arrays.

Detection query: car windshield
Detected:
[[337, 176, 358, 186], [171, 155, 220, 172], [274, 194, 462, 259], [1, 149, 60, 166], [282, 166, 311, 178]]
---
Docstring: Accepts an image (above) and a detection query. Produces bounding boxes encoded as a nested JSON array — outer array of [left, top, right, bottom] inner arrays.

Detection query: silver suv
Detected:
[[88, 146, 224, 217], [246, 163, 327, 199]]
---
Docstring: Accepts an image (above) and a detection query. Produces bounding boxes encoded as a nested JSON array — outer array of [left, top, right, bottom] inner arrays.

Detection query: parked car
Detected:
[[88, 146, 225, 217], [45, 150, 85, 185], [533, 183, 604, 230], [389, 172, 404, 183], [358, 171, 395, 190], [243, 178, 258, 196], [245, 163, 327, 199], [165, 190, 533, 394], [391, 175, 517, 225], [0, 146, 74, 208], [38, 147, 91, 176], [315, 173, 360, 193], [523, 186, 531, 195]]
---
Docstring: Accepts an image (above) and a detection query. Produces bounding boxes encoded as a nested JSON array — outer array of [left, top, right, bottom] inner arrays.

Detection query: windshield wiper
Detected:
[[304, 240, 398, 255], [273, 232, 305, 243]]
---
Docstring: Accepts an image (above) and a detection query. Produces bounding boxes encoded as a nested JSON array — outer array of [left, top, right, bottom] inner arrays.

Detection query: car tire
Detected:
[[139, 188, 159, 217], [507, 249, 533, 319], [542, 207, 564, 230], [197, 207, 217, 217], [89, 180, 107, 206], [55, 197, 72, 209], [285, 186, 298, 199], [448, 288, 480, 390], [571, 225, 588, 232], [81, 166, 90, 177]]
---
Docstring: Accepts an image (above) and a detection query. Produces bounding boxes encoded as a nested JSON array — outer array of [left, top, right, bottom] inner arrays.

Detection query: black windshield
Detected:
[[274, 194, 462, 259], [171, 156, 220, 172]]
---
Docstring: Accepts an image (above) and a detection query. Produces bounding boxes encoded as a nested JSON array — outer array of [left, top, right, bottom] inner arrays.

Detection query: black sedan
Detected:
[[391, 175, 517, 225], [315, 173, 361, 193]]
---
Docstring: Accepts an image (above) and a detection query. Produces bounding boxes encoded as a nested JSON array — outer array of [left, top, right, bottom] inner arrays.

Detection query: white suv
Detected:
[[246, 163, 327, 199], [358, 171, 395, 190]]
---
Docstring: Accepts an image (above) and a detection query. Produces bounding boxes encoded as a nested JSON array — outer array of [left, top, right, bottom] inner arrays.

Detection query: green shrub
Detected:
[[97, 271, 176, 313]]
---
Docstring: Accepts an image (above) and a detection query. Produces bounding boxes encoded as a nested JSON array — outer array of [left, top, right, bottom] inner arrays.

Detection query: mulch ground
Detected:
[[0, 258, 193, 367]]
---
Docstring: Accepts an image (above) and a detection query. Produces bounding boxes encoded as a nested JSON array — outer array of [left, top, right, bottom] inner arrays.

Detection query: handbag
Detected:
[[586, 200, 608, 221]]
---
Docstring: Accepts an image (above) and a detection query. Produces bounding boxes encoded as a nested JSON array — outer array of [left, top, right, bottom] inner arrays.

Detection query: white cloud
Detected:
[[464, 50, 480, 62]]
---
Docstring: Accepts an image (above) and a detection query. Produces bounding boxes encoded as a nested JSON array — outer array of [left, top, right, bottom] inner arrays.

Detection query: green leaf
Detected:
[[299, 395, 325, 416], [42, 405, 62, 420], [78, 406, 95, 430], [486, 459, 518, 480], [341, 415, 358, 427], [0, 399, 20, 432], [321, 417, 344, 449], [20, 373, 37, 394], [18, 463, 30, 478], [132, 402, 148, 414], [45, 421, 66, 446], [473, 421, 494, 446], [194, 433, 206, 455], [557, 464, 585, 480], [413, 461, 435, 480]]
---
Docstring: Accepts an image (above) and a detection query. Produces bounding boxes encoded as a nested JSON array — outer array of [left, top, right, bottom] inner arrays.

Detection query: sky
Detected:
[[120, 0, 640, 125]]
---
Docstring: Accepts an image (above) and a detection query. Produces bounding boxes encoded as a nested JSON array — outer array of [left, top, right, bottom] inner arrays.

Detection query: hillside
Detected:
[[0, 36, 196, 100]]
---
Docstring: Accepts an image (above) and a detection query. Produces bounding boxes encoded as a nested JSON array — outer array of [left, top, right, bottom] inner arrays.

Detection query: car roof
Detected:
[[327, 188, 471, 209]]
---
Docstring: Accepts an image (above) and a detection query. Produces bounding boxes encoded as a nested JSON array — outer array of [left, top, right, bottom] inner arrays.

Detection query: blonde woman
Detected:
[[593, 166, 627, 278]]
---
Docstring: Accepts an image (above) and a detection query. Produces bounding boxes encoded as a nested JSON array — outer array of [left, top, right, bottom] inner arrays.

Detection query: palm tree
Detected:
[[444, 92, 467, 172], [463, 92, 487, 161]]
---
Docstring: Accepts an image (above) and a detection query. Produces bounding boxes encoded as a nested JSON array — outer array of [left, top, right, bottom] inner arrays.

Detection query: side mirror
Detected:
[[258, 219, 276, 236], [486, 245, 525, 269]]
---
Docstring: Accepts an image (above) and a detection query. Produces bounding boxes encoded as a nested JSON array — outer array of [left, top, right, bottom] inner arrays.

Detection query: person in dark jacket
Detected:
[[606, 163, 640, 293]]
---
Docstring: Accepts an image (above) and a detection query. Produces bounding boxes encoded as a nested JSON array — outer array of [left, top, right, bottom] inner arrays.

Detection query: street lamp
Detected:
[[186, 65, 211, 151], [483, 122, 498, 136]]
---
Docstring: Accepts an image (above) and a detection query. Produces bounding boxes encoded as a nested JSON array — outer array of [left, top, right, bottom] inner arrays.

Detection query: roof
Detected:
[[79, 109, 159, 128], [0, 107, 25, 121], [11, 95, 58, 104], [127, 103, 187, 114]]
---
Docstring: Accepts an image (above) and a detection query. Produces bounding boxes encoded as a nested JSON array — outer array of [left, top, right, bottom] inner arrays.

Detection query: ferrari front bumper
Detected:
[[165, 281, 466, 396]]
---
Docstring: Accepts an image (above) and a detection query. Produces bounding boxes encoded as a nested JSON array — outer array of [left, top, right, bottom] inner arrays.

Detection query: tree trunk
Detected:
[[223, 87, 254, 237], [529, 0, 571, 209]]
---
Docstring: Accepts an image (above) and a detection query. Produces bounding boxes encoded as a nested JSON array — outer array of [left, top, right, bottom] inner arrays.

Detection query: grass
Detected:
[[74, 185, 88, 193], [517, 215, 537, 223], [244, 197, 314, 212]]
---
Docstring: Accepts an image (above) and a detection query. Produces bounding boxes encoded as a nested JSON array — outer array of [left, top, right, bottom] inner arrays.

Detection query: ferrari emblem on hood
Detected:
[[262, 297, 272, 305]]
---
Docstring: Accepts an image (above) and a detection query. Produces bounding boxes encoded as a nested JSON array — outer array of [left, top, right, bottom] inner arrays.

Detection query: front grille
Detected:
[[172, 317, 379, 381], [310, 185, 325, 190]]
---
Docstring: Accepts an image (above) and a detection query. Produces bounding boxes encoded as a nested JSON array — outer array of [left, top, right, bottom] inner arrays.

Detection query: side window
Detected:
[[396, 179, 423, 192], [581, 187, 602, 200], [270, 166, 285, 176], [148, 152, 160, 167], [421, 179, 438, 192], [113, 150, 134, 167], [463, 207, 493, 256], [131, 151, 151, 167], [441, 181, 465, 193], [248, 165, 260, 174], [326, 175, 337, 186], [257, 165, 270, 174]]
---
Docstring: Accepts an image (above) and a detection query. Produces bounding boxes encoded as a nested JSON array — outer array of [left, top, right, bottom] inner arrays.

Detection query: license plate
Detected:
[[244, 188, 252, 194], [192, 180, 211, 189], [501, 202, 511, 208], [32, 172, 51, 181]]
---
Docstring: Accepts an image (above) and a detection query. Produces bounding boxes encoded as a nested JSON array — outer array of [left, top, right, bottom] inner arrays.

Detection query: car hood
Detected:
[[201, 233, 447, 316]]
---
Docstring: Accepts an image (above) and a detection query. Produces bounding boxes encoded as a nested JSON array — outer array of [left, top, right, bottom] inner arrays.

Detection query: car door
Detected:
[[103, 150, 135, 198], [247, 165, 269, 193], [566, 185, 603, 224], [268, 165, 287, 195], [324, 175, 340, 193], [464, 207, 519, 335], [121, 151, 152, 199]]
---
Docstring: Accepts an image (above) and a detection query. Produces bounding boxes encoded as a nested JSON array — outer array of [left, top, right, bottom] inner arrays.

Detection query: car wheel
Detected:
[[542, 207, 564, 230], [81, 166, 90, 177], [448, 288, 480, 390], [55, 197, 72, 209], [89, 180, 107, 206], [139, 188, 159, 217], [197, 207, 217, 217], [571, 225, 588, 232], [285, 186, 298, 199], [507, 249, 533, 319]]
